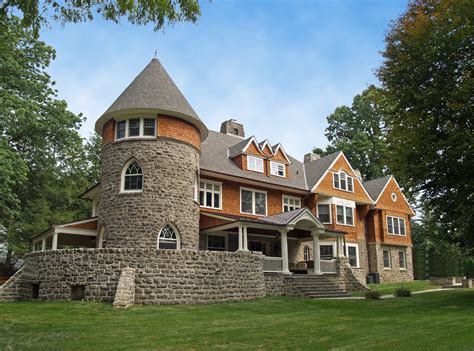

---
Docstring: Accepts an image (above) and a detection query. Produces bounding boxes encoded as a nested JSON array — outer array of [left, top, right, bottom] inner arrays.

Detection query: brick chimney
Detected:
[[220, 119, 245, 138], [304, 153, 320, 163]]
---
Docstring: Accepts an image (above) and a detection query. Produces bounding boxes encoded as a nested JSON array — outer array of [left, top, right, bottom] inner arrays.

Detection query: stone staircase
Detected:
[[286, 274, 351, 298]]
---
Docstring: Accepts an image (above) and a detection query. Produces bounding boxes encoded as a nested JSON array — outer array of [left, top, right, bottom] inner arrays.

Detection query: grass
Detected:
[[352, 279, 434, 297], [1, 290, 473, 350]]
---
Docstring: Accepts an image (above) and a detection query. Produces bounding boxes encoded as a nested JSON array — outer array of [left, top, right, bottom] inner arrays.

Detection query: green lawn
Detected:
[[352, 279, 435, 297], [1, 290, 473, 350]]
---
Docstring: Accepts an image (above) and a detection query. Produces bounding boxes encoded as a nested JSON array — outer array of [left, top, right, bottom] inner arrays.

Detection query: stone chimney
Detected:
[[304, 153, 320, 163], [220, 119, 245, 138]]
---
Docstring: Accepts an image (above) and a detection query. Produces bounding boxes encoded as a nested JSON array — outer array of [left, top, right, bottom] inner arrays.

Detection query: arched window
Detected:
[[158, 224, 180, 249], [122, 160, 143, 192], [303, 245, 310, 261]]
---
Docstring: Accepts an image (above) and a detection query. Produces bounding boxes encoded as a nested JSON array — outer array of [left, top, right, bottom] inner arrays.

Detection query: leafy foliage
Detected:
[[394, 287, 412, 297], [0, 16, 96, 272], [314, 85, 389, 180], [0, 0, 202, 35], [365, 290, 381, 300], [377, 0, 474, 252]]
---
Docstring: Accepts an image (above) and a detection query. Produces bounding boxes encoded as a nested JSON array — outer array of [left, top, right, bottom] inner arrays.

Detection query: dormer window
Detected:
[[247, 156, 264, 173], [115, 117, 156, 140], [333, 171, 354, 192], [270, 161, 285, 177]]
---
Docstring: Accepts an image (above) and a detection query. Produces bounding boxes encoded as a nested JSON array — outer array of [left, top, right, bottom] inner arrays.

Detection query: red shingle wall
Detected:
[[157, 115, 201, 150], [102, 119, 115, 145]]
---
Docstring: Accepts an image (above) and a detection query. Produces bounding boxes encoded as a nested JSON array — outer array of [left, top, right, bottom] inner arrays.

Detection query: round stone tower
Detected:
[[95, 58, 208, 250]]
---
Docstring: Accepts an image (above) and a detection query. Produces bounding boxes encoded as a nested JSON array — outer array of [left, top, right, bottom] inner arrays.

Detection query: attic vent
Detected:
[[220, 119, 245, 138]]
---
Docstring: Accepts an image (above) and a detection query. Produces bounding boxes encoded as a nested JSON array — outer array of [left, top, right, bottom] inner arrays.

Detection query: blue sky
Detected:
[[41, 0, 407, 159]]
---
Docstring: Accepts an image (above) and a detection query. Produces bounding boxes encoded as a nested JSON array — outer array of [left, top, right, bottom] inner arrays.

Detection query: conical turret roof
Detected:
[[95, 58, 208, 140]]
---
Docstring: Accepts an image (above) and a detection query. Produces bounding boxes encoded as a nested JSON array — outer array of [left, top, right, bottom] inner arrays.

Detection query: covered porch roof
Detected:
[[201, 208, 346, 238]]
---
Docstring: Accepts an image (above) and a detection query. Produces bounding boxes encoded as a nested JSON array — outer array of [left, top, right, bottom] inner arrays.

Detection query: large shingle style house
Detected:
[[0, 58, 415, 306]]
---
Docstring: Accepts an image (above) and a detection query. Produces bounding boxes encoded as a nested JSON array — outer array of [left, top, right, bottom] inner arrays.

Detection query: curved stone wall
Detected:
[[0, 249, 266, 304], [99, 138, 200, 249]]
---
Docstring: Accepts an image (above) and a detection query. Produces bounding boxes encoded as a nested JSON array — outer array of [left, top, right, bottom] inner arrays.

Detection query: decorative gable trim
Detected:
[[272, 143, 292, 164], [376, 176, 415, 216], [241, 136, 261, 155]]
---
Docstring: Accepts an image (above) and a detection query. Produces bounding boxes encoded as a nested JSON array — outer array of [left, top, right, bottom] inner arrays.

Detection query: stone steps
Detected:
[[287, 274, 351, 299]]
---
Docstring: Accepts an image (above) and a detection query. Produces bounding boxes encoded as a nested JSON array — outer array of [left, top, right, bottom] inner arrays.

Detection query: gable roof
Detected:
[[95, 58, 208, 140], [363, 175, 392, 202], [200, 131, 308, 190], [303, 151, 341, 189], [228, 136, 257, 158]]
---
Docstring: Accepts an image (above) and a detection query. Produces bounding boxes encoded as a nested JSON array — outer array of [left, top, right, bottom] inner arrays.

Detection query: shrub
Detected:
[[395, 287, 411, 297], [464, 258, 474, 279], [365, 290, 381, 300]]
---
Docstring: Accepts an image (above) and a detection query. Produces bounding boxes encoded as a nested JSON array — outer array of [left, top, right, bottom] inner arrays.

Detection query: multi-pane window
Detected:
[[383, 250, 391, 268], [128, 118, 140, 137], [387, 216, 406, 235], [249, 240, 267, 254], [116, 120, 126, 139], [199, 181, 222, 209], [247, 156, 264, 173], [303, 246, 310, 261], [115, 117, 156, 140], [336, 205, 354, 226], [207, 235, 226, 251], [270, 161, 285, 177], [346, 245, 359, 267], [320, 245, 334, 260], [317, 204, 331, 223], [333, 171, 354, 192], [399, 251, 407, 269], [241, 188, 267, 215], [283, 196, 301, 212], [123, 161, 143, 191], [143, 118, 156, 136], [158, 224, 179, 249]]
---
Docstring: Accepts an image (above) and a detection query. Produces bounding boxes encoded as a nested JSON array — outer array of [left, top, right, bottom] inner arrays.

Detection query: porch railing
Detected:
[[263, 256, 283, 272], [320, 259, 337, 273]]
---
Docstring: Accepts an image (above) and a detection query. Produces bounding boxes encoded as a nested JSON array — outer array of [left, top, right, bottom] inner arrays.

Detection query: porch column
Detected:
[[279, 229, 290, 274], [41, 238, 46, 251], [243, 226, 248, 251], [311, 230, 322, 275], [337, 237, 344, 257], [52, 232, 58, 251], [238, 225, 243, 250]]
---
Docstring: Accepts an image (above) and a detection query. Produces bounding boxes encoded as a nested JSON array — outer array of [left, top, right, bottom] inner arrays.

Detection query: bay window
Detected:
[[387, 216, 406, 235], [115, 117, 156, 140]]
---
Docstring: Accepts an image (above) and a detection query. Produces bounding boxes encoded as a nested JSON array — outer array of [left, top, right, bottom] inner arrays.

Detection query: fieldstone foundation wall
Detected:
[[263, 273, 286, 296], [0, 249, 266, 305], [113, 267, 136, 308], [368, 243, 414, 283]]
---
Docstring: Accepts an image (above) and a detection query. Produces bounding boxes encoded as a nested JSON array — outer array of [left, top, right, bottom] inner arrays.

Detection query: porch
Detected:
[[200, 208, 347, 275]]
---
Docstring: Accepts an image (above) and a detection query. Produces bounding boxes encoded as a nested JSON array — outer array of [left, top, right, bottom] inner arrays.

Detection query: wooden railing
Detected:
[[263, 256, 283, 272]]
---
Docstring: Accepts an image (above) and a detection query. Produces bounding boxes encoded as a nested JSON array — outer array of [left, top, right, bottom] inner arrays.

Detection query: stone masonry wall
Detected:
[[0, 249, 266, 305], [368, 243, 414, 283], [100, 138, 200, 249]]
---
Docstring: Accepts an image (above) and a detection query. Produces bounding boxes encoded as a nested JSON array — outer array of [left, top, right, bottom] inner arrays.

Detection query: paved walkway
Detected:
[[321, 287, 462, 300]]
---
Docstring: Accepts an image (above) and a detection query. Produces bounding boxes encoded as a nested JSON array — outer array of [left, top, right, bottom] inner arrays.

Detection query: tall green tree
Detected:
[[0, 0, 202, 35], [313, 85, 388, 180], [0, 16, 91, 273], [377, 0, 474, 251]]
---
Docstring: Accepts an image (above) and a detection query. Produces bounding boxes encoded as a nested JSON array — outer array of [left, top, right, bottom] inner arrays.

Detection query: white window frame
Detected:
[[335, 205, 355, 226], [399, 250, 407, 270], [120, 160, 144, 193], [157, 224, 181, 250], [206, 233, 228, 251], [115, 117, 156, 140], [386, 216, 406, 236], [270, 161, 285, 177], [240, 187, 267, 216], [199, 180, 222, 210], [383, 249, 392, 269], [316, 204, 332, 224], [282, 195, 301, 212], [247, 156, 264, 173], [332, 171, 354, 193], [345, 243, 360, 268], [303, 245, 310, 261], [192, 173, 199, 202]]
